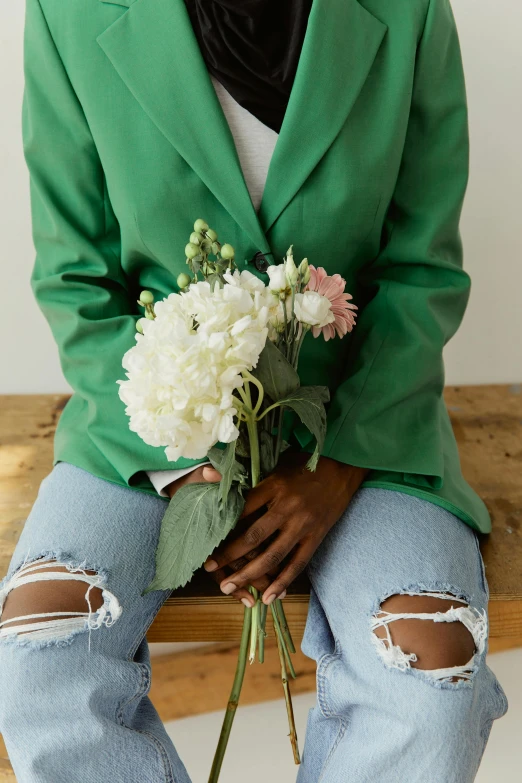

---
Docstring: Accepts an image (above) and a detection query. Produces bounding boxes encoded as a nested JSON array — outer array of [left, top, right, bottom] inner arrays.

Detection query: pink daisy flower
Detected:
[[305, 265, 357, 341]]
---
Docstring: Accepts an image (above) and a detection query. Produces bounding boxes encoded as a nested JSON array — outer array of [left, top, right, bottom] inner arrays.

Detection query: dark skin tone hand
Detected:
[[166, 451, 369, 607]]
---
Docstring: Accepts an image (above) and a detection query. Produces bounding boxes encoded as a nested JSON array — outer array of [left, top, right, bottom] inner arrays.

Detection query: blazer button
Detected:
[[251, 251, 269, 273]]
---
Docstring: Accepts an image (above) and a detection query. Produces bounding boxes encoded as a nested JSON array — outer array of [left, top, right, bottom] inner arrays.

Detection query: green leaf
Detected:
[[280, 440, 291, 454], [143, 482, 244, 593], [234, 430, 250, 458], [277, 386, 330, 470], [206, 273, 224, 292], [190, 257, 202, 275], [259, 429, 275, 475], [207, 442, 247, 506], [253, 339, 300, 402]]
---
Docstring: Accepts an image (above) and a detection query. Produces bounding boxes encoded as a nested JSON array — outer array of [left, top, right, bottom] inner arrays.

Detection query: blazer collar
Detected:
[[96, 0, 387, 255]]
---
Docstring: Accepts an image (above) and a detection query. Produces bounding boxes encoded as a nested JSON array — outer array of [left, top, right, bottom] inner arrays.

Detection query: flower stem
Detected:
[[255, 400, 280, 422], [282, 294, 289, 348], [242, 370, 264, 416], [245, 412, 261, 488], [208, 605, 252, 783], [209, 404, 261, 781], [236, 385, 250, 408], [249, 588, 259, 664], [275, 599, 296, 654], [288, 287, 297, 360], [273, 607, 301, 765], [258, 603, 268, 663], [291, 325, 308, 369], [271, 602, 296, 679]]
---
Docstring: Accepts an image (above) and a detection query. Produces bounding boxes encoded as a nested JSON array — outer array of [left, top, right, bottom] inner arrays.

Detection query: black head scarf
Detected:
[[183, 0, 314, 133]]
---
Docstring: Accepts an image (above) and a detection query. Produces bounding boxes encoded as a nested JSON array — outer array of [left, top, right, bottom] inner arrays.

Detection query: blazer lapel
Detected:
[[259, 0, 388, 235], [97, 0, 272, 254], [96, 0, 387, 252]]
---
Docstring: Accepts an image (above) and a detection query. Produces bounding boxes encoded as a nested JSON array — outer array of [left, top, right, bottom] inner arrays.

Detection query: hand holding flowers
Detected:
[[204, 450, 368, 606]]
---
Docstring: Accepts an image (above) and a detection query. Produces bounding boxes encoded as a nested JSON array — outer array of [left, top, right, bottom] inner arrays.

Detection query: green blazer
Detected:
[[22, 0, 491, 533]]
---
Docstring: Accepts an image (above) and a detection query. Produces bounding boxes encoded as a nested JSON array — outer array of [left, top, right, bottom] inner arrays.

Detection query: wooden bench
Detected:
[[1, 385, 521, 776]]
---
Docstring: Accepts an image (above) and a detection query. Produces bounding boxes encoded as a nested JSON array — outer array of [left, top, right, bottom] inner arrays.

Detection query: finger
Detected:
[[208, 567, 255, 608], [184, 465, 221, 485], [201, 465, 222, 483], [249, 575, 272, 593], [218, 532, 297, 595], [169, 464, 222, 499], [227, 569, 272, 595], [204, 510, 282, 573], [240, 476, 277, 519], [261, 541, 315, 605], [226, 553, 273, 594]]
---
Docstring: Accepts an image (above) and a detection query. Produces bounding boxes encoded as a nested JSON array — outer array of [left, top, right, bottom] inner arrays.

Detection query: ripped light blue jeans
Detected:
[[0, 462, 508, 782]]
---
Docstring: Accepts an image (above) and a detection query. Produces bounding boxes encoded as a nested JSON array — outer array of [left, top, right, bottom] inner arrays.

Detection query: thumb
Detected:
[[201, 465, 222, 483]]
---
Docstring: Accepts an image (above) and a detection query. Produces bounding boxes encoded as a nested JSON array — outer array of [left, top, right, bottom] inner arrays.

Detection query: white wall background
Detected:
[[1, 1, 521, 393]]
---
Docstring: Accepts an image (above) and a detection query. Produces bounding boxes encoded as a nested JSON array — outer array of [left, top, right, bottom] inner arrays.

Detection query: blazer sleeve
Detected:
[[23, 0, 206, 487], [322, 0, 470, 488]]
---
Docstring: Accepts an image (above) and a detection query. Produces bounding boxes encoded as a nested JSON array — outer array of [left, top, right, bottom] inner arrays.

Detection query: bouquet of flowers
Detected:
[[118, 219, 356, 781]]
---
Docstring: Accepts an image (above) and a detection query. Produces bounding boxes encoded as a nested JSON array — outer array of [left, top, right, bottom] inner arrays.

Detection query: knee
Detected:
[[371, 590, 487, 684], [0, 557, 122, 647]]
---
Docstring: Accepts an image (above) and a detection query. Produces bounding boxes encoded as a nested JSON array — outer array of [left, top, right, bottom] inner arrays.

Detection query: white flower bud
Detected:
[[267, 263, 289, 295], [285, 255, 298, 287], [298, 258, 310, 285], [267, 297, 293, 340]]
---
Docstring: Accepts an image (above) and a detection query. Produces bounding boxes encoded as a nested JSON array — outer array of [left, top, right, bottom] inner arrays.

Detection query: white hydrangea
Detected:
[[118, 280, 269, 461], [223, 268, 284, 342]]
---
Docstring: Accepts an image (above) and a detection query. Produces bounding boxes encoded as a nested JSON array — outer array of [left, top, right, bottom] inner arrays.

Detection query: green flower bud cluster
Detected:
[[183, 218, 237, 290], [136, 290, 156, 333]]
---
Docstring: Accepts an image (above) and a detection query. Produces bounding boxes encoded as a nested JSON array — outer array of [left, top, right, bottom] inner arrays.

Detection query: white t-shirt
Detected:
[[147, 75, 279, 496]]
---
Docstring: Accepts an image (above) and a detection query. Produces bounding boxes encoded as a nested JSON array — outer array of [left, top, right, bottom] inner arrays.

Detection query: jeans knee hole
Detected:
[[370, 589, 488, 685], [0, 556, 122, 647]]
